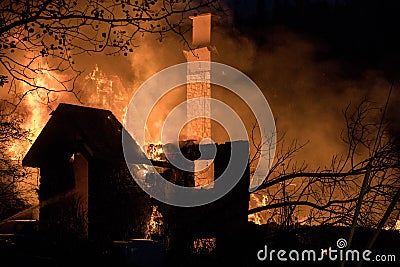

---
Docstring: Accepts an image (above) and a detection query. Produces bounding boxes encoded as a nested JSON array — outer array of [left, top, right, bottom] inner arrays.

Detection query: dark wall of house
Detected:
[[88, 160, 152, 243], [39, 161, 75, 202], [213, 142, 250, 260], [38, 155, 152, 246], [37, 139, 250, 261], [38, 160, 87, 244], [156, 141, 250, 260]]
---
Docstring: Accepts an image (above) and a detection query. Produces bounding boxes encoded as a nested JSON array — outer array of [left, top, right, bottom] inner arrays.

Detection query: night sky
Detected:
[[226, 0, 400, 80]]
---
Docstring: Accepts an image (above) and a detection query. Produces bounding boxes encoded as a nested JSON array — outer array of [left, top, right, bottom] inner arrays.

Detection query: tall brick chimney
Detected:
[[183, 13, 212, 143], [183, 13, 214, 187]]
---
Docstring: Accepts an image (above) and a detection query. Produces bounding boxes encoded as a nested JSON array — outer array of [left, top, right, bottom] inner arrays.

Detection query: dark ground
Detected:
[[1, 223, 399, 267]]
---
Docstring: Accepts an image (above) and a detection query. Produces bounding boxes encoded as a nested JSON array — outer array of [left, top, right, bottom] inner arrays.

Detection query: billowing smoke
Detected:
[[14, 11, 396, 176], [119, 22, 396, 167]]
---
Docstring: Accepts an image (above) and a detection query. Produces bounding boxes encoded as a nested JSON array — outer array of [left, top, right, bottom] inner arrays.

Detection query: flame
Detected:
[[8, 142, 28, 162], [86, 65, 114, 110], [395, 220, 400, 231], [192, 238, 216, 254], [84, 64, 128, 122], [8, 63, 131, 159], [6, 62, 133, 207], [248, 213, 263, 225], [23, 91, 50, 139], [385, 219, 400, 231], [145, 205, 164, 240], [262, 195, 268, 206], [145, 143, 164, 161], [7, 71, 53, 160], [22, 61, 70, 140], [248, 194, 269, 225], [5, 64, 65, 205]]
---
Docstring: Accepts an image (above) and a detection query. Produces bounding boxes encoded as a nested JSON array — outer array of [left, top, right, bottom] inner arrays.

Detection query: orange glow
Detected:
[[248, 214, 263, 225], [7, 68, 56, 160], [248, 194, 269, 225], [9, 63, 131, 159], [145, 143, 164, 161], [84, 64, 129, 123], [145, 205, 164, 239], [22, 89, 50, 140], [385, 219, 400, 231], [192, 238, 216, 254]]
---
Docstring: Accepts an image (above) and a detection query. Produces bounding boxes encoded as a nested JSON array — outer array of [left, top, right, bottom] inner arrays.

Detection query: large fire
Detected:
[[7, 71, 55, 160], [8, 62, 72, 158], [7, 62, 267, 225], [8, 62, 130, 160], [5, 63, 132, 209]]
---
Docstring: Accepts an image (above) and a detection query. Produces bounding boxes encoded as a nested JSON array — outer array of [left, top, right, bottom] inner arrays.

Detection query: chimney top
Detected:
[[189, 13, 212, 47]]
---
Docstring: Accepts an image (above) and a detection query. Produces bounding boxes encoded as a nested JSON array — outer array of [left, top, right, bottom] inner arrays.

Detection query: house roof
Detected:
[[22, 103, 147, 167]]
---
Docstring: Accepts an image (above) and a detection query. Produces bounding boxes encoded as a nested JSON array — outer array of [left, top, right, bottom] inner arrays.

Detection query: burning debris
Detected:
[[145, 143, 165, 161], [145, 205, 165, 240], [395, 220, 400, 231], [191, 238, 217, 254], [248, 194, 269, 225]]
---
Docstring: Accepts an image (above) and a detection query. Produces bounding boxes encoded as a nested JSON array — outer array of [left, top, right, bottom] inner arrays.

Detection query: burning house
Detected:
[[21, 13, 251, 263], [21, 103, 250, 258], [22, 104, 153, 244]]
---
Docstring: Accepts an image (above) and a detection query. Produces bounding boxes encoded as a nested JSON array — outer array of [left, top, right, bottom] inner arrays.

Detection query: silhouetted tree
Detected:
[[0, 108, 32, 220], [250, 88, 400, 235]]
